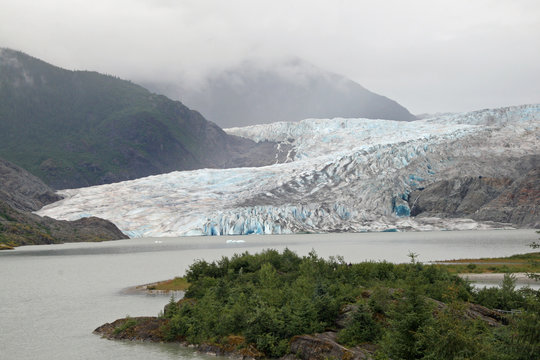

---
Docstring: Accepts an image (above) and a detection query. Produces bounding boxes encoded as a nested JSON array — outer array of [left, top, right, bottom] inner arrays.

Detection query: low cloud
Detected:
[[0, 0, 539, 113]]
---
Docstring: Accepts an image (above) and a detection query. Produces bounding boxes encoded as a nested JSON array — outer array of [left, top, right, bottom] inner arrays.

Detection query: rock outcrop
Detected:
[[94, 318, 265, 358], [94, 317, 373, 359], [93, 317, 168, 342], [473, 168, 540, 227], [0, 200, 128, 246], [0, 157, 128, 247], [408, 155, 540, 228], [284, 332, 372, 360], [0, 158, 62, 211]]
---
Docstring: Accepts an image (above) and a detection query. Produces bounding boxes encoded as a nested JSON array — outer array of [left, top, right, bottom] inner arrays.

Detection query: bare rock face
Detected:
[[408, 156, 540, 228], [285, 332, 372, 360], [409, 177, 512, 217], [465, 303, 509, 326], [429, 298, 509, 327], [473, 168, 540, 227], [0, 157, 128, 247], [0, 157, 62, 211], [50, 216, 129, 242]]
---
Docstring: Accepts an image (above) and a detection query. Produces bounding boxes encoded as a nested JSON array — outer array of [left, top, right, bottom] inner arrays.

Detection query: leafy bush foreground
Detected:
[[159, 249, 539, 359]]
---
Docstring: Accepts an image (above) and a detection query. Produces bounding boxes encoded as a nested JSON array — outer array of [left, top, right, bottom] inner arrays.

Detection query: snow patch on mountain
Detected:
[[37, 104, 540, 237]]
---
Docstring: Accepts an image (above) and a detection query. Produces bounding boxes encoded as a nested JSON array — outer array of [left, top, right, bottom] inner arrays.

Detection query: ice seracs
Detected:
[[37, 104, 540, 237]]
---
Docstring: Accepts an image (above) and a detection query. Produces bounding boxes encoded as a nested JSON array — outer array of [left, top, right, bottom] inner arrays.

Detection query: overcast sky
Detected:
[[1, 0, 539, 114]]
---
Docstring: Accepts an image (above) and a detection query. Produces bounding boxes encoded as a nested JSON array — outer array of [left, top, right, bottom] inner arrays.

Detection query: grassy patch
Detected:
[[434, 252, 540, 274], [147, 277, 190, 291], [0, 242, 15, 250], [113, 316, 138, 335]]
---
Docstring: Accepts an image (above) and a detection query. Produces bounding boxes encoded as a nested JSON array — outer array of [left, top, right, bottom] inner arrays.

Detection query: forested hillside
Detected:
[[0, 49, 283, 189]]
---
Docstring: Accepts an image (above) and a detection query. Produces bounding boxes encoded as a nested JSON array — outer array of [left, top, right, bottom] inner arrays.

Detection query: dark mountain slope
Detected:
[[0, 49, 282, 189], [0, 157, 62, 211], [0, 157, 127, 248], [0, 201, 127, 248], [144, 58, 416, 128]]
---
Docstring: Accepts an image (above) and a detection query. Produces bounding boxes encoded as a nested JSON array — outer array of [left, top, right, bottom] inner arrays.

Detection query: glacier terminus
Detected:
[[36, 104, 540, 237]]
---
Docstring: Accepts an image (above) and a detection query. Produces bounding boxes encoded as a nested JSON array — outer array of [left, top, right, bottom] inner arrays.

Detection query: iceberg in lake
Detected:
[[37, 104, 540, 237]]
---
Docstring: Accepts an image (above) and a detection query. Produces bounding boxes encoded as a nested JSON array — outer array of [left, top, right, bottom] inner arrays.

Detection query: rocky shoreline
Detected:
[[94, 317, 374, 360], [0, 157, 128, 248]]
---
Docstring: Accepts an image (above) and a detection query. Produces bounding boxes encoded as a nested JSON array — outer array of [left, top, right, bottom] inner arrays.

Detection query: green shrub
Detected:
[[113, 316, 138, 335], [159, 249, 540, 359], [338, 303, 382, 346]]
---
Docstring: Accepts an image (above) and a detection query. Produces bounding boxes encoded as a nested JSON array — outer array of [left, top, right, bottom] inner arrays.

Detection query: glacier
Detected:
[[36, 104, 540, 237]]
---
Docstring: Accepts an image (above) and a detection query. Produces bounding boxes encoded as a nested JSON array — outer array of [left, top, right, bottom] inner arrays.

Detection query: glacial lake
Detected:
[[1, 229, 538, 360]]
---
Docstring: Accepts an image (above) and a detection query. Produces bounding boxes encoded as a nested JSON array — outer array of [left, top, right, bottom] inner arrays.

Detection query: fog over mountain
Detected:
[[1, 1, 539, 114], [144, 58, 416, 128]]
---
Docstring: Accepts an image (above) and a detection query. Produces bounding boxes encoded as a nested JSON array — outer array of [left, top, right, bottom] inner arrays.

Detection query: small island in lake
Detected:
[[95, 249, 539, 359]]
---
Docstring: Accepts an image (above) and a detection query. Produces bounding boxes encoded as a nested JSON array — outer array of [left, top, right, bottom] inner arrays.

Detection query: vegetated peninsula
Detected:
[[0, 48, 290, 189], [95, 249, 539, 360], [0, 157, 126, 248]]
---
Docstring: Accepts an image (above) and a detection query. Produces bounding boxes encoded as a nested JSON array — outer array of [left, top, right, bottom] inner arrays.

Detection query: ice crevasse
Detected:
[[37, 104, 540, 237]]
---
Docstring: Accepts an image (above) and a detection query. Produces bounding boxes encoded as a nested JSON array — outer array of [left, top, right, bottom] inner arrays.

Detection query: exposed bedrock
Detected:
[[0, 157, 62, 212], [408, 156, 540, 228], [0, 157, 128, 246]]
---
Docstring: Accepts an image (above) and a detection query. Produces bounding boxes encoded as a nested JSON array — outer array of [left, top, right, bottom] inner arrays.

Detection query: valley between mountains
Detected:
[[1, 48, 538, 245]]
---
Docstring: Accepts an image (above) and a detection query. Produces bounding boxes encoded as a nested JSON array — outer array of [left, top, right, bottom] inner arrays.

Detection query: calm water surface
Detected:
[[0, 230, 538, 360]]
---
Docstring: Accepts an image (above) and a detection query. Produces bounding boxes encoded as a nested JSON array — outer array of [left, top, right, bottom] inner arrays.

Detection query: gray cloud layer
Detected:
[[1, 0, 539, 114]]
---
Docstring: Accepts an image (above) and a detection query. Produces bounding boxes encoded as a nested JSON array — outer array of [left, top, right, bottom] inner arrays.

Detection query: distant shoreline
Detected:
[[459, 272, 538, 285]]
